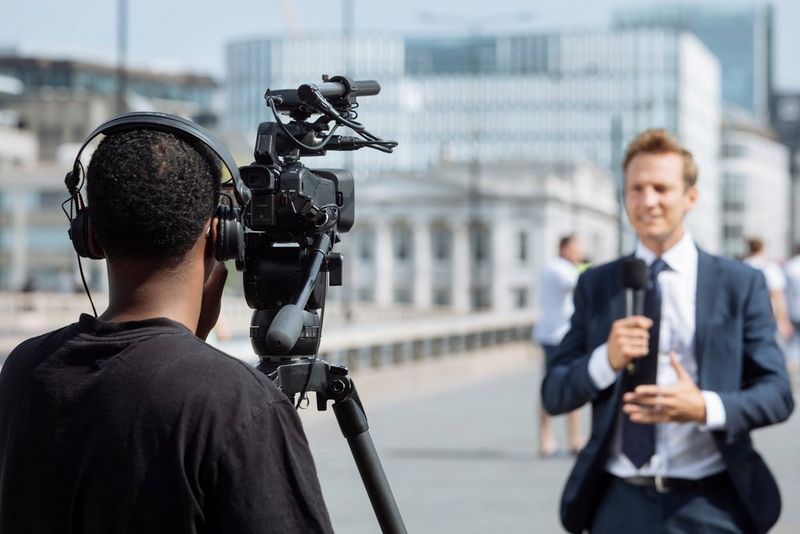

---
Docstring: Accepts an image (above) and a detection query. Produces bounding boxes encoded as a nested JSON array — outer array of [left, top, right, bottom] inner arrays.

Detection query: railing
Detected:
[[0, 292, 537, 370]]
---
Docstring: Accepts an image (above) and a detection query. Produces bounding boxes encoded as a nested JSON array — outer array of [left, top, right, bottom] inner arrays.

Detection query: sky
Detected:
[[0, 0, 799, 90]]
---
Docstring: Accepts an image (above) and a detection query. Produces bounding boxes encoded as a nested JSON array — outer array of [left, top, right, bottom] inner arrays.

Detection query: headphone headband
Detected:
[[67, 111, 250, 204]]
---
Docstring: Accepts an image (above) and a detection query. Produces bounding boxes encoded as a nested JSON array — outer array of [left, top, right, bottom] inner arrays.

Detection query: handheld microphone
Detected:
[[620, 257, 648, 373]]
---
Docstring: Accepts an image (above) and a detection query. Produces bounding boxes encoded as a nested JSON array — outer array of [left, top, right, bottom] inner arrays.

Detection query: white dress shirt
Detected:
[[587, 232, 727, 479], [533, 256, 579, 346]]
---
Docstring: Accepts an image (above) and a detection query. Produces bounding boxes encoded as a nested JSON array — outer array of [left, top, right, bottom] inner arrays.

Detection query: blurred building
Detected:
[[0, 53, 220, 161], [0, 164, 109, 292], [771, 91, 800, 246], [226, 29, 722, 251], [721, 109, 790, 259], [331, 160, 618, 312], [0, 111, 37, 170], [612, 3, 773, 122]]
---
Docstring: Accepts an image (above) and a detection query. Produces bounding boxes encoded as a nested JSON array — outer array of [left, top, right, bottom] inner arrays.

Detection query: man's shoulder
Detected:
[[578, 257, 625, 284], [148, 333, 279, 397], [699, 249, 774, 299], [3, 323, 79, 372], [701, 249, 762, 281]]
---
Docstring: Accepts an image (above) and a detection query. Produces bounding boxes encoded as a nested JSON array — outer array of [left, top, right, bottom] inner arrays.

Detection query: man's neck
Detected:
[[639, 227, 687, 257], [101, 257, 203, 333]]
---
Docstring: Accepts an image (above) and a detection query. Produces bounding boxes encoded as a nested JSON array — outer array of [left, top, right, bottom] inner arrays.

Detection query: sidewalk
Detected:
[[301, 343, 800, 533]]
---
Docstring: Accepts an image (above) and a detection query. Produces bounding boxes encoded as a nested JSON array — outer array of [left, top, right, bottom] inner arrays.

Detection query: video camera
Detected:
[[215, 75, 396, 366]]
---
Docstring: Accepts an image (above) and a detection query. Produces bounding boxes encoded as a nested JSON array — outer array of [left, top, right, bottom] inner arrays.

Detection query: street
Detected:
[[301, 343, 800, 533]]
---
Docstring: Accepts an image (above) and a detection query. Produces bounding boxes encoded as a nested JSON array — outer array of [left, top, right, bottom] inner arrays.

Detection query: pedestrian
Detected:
[[743, 237, 793, 341], [533, 234, 585, 457], [541, 128, 793, 533], [784, 244, 800, 374]]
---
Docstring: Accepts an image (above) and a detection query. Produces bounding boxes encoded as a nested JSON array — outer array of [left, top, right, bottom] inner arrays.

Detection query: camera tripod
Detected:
[[257, 357, 407, 534]]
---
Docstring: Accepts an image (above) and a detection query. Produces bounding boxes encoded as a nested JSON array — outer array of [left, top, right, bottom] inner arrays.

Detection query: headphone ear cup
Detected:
[[214, 204, 226, 261], [214, 204, 241, 262], [69, 209, 104, 260]]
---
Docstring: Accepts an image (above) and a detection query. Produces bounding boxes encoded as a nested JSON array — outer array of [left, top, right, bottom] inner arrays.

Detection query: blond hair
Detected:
[[622, 129, 698, 189]]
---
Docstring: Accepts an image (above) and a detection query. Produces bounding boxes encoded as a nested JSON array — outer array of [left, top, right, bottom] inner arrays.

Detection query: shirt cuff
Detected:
[[588, 343, 617, 390], [700, 391, 727, 430]]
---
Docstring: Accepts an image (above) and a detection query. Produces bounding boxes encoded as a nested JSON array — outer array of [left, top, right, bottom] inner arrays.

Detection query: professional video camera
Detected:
[[215, 75, 396, 365], [217, 76, 406, 533]]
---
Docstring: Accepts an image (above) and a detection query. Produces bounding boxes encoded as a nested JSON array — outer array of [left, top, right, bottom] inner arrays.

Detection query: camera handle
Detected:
[[265, 232, 331, 354], [259, 358, 408, 534]]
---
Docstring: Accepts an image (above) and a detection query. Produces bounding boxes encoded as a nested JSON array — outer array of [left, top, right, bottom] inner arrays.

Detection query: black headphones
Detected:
[[64, 111, 250, 262]]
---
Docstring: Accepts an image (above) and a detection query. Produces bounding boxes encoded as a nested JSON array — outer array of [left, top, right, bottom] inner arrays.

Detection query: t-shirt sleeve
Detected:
[[764, 262, 787, 292], [206, 399, 334, 534]]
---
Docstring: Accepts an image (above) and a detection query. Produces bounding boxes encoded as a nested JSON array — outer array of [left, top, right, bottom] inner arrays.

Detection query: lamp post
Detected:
[[116, 0, 128, 115]]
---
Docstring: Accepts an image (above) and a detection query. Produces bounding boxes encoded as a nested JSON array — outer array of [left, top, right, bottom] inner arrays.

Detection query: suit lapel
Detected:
[[694, 248, 721, 381]]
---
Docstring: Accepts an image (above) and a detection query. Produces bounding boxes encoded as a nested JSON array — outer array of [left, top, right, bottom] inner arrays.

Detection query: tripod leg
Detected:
[[333, 396, 407, 534]]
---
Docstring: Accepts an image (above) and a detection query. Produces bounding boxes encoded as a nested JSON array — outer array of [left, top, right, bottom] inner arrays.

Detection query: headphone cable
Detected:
[[75, 253, 98, 318]]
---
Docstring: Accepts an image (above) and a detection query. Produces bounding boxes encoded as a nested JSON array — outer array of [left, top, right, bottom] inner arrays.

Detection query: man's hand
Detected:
[[622, 352, 707, 424], [196, 262, 228, 340], [607, 316, 653, 371]]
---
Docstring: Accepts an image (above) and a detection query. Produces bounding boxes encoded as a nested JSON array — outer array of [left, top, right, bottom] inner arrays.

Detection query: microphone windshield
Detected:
[[621, 257, 648, 290]]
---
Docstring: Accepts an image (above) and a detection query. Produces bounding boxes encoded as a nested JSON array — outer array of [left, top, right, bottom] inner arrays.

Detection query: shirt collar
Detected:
[[634, 231, 697, 275]]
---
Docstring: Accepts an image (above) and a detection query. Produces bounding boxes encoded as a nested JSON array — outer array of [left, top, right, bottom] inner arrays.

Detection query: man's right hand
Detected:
[[607, 316, 653, 371]]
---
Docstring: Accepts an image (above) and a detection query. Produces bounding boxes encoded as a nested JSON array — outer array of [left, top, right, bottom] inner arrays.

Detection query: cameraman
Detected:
[[0, 127, 334, 533]]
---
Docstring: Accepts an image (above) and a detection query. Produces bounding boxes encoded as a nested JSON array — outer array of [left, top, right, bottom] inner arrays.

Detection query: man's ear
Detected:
[[685, 184, 699, 210], [204, 217, 219, 257]]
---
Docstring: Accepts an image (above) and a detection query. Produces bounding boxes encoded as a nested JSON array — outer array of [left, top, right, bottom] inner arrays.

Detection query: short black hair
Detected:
[[559, 234, 576, 250], [86, 129, 220, 265]]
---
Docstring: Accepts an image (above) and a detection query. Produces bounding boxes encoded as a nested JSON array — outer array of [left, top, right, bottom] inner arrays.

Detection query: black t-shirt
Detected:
[[0, 314, 333, 534]]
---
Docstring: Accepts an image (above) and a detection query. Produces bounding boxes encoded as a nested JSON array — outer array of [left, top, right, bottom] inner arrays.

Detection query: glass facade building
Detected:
[[0, 56, 218, 111], [613, 4, 772, 121], [226, 29, 722, 250]]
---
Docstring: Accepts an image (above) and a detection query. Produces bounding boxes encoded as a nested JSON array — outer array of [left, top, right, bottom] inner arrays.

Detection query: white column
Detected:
[[10, 190, 28, 290], [491, 218, 513, 311], [374, 221, 393, 308], [413, 220, 432, 309], [451, 222, 470, 312]]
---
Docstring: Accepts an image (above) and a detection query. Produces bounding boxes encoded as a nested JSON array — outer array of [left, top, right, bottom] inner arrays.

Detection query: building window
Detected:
[[723, 173, 745, 213], [394, 225, 412, 262], [358, 287, 374, 302], [471, 288, 491, 309], [514, 288, 528, 309], [471, 225, 490, 263], [518, 230, 528, 262], [722, 144, 746, 158], [358, 229, 374, 261], [433, 288, 451, 306], [394, 287, 412, 304], [432, 226, 450, 261]]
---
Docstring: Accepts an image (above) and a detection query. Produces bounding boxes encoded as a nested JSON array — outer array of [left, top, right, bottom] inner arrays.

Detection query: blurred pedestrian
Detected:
[[744, 237, 793, 340], [784, 244, 800, 371], [533, 234, 584, 458]]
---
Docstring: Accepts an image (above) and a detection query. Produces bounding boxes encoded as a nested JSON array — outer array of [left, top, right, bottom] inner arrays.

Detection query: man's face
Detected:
[[561, 239, 583, 264], [624, 152, 697, 252]]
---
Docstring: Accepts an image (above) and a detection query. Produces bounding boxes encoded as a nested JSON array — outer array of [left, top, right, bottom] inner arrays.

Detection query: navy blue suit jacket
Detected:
[[541, 249, 794, 533]]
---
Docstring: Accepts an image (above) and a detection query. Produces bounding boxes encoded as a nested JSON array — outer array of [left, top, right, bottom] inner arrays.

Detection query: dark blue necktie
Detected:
[[621, 257, 668, 468]]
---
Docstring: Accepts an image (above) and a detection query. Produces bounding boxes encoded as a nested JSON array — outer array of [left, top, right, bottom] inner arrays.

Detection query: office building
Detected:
[[226, 29, 722, 250]]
